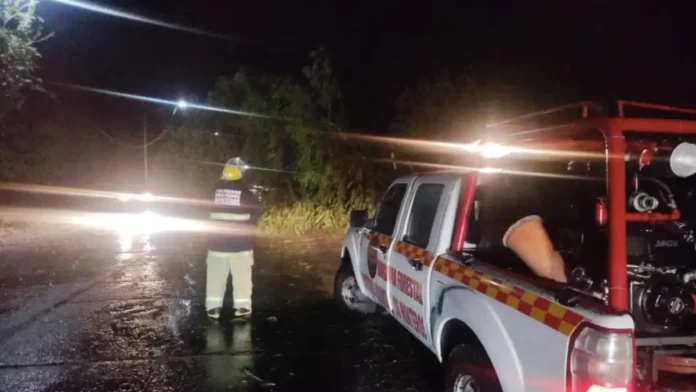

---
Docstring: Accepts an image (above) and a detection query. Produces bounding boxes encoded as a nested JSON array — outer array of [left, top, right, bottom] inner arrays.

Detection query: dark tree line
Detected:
[[0, 1, 492, 234]]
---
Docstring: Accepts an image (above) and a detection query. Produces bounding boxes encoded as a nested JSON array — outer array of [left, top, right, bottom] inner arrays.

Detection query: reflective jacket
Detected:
[[207, 179, 262, 252]]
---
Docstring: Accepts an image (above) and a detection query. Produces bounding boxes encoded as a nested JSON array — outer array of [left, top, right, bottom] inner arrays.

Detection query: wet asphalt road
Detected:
[[0, 229, 440, 392]]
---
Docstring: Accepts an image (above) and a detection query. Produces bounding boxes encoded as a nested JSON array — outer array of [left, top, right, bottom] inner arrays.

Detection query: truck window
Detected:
[[373, 184, 408, 236], [470, 174, 547, 275], [404, 184, 444, 248], [473, 174, 591, 275]]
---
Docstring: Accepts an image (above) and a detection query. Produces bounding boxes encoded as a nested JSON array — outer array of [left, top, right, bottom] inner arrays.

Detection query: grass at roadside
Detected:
[[259, 202, 352, 237], [259, 200, 376, 237]]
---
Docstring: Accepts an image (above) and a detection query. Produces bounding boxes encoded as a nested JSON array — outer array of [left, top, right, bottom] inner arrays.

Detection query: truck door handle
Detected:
[[378, 245, 388, 253], [408, 258, 423, 271]]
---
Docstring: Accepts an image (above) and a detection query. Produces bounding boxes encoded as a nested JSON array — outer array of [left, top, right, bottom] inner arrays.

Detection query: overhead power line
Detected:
[[95, 126, 170, 149]]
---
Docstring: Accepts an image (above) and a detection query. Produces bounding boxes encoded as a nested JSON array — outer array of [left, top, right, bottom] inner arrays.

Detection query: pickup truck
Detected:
[[335, 171, 634, 392]]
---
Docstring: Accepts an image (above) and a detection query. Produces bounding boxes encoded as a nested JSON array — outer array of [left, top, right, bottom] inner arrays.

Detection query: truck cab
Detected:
[[337, 170, 633, 392], [336, 101, 696, 392]]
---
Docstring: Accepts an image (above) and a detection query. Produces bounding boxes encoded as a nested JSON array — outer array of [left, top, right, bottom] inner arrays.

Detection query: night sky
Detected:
[[35, 1, 696, 132]]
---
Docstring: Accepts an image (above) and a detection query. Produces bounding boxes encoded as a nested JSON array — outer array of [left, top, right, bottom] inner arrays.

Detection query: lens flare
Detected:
[[73, 211, 205, 235], [53, 83, 270, 119], [464, 141, 512, 158], [54, 0, 246, 43], [0, 207, 259, 238], [373, 158, 602, 181], [335, 133, 603, 161], [73, 211, 258, 236], [0, 182, 216, 207]]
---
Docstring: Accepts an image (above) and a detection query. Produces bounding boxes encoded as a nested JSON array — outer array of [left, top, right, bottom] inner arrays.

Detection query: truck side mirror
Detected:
[[349, 209, 368, 228]]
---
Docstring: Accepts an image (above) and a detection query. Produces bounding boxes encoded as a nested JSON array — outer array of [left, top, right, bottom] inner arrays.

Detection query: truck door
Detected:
[[358, 182, 409, 311], [388, 178, 449, 347]]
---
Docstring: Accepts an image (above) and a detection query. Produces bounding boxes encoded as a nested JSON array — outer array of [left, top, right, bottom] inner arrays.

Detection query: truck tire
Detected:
[[334, 262, 376, 314], [444, 344, 502, 392]]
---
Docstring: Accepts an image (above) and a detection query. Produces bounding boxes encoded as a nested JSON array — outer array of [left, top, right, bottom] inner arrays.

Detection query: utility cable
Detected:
[[95, 126, 170, 149]]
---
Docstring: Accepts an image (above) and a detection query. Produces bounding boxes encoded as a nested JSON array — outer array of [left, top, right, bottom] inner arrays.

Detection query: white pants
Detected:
[[205, 250, 254, 311]]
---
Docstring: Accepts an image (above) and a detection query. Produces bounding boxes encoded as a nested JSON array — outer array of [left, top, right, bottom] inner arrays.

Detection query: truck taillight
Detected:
[[586, 387, 628, 392], [567, 324, 634, 392]]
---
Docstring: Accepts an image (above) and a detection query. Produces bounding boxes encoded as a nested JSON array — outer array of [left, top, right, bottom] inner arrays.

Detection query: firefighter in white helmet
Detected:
[[206, 158, 262, 320]]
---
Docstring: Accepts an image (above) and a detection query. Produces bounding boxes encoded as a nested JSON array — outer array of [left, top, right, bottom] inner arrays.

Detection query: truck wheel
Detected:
[[334, 262, 376, 314], [444, 344, 502, 392]]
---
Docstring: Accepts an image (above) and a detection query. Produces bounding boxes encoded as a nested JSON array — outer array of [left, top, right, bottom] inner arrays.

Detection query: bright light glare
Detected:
[[139, 211, 165, 234], [177, 99, 188, 109], [478, 167, 504, 173], [587, 387, 627, 392], [480, 142, 512, 158], [117, 231, 134, 252], [0, 182, 217, 207], [140, 192, 155, 202], [463, 140, 512, 158], [74, 211, 204, 235], [214, 132, 220, 136], [0, 207, 263, 242]]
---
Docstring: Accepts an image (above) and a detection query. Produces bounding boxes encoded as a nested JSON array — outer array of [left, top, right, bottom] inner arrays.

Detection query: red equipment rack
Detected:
[[451, 100, 696, 312]]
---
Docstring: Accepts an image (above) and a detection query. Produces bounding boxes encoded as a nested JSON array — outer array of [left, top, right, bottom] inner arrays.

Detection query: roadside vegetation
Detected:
[[0, 0, 493, 236], [151, 48, 395, 235]]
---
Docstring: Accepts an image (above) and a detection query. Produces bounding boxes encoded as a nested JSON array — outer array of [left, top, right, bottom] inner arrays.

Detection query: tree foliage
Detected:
[[0, 0, 51, 118], [0, 107, 109, 191], [385, 69, 496, 173], [155, 52, 504, 235], [0, 0, 60, 186], [156, 48, 389, 215], [390, 70, 488, 141]]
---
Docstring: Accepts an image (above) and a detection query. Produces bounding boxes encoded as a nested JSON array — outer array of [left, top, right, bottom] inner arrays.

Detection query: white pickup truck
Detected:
[[335, 171, 635, 392]]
